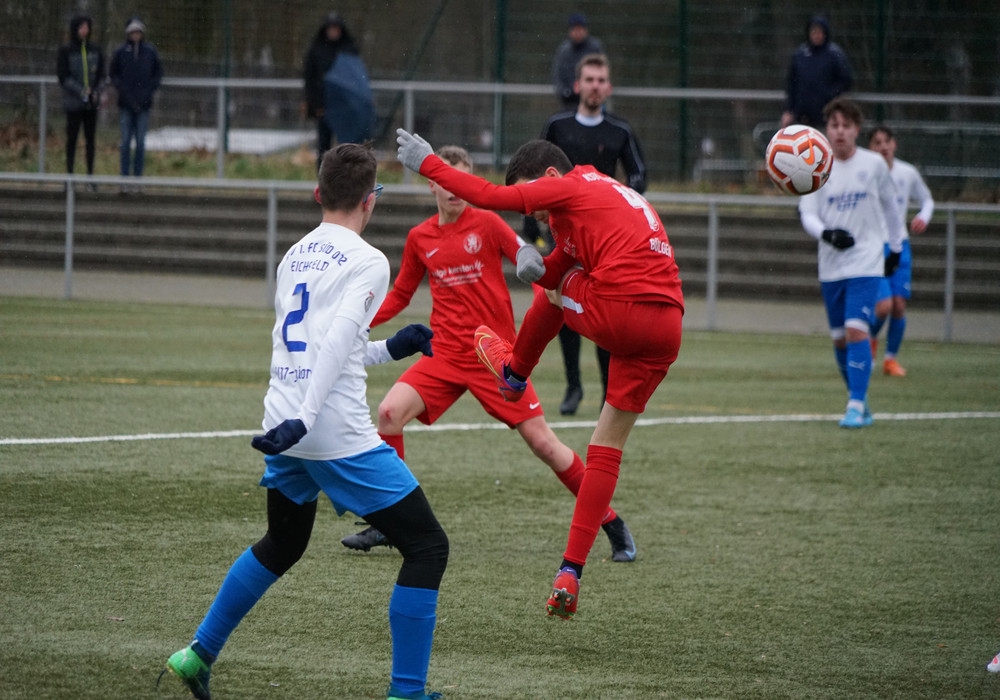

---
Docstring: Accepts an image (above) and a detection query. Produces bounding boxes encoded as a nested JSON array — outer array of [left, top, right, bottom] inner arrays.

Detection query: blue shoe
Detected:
[[862, 406, 874, 426], [387, 684, 443, 700], [839, 406, 866, 429]]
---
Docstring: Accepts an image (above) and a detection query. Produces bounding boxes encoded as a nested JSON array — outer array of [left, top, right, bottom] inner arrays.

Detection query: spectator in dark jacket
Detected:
[[109, 16, 163, 190], [551, 13, 604, 109], [781, 14, 853, 128], [57, 14, 105, 183], [302, 12, 359, 168]]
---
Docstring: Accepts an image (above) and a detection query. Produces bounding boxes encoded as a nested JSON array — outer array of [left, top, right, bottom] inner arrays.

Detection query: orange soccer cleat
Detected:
[[474, 325, 526, 402], [882, 358, 907, 377]]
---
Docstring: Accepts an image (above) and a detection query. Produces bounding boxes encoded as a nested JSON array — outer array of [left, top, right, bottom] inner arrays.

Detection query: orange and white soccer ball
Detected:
[[765, 124, 833, 195]]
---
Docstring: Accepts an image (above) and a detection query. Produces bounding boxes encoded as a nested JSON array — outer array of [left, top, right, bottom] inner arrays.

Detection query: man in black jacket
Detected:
[[527, 53, 648, 415], [781, 15, 853, 128], [110, 17, 163, 192], [302, 12, 358, 169], [57, 14, 105, 185]]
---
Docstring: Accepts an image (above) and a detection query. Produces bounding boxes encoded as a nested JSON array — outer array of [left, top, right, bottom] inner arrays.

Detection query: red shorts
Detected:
[[560, 268, 683, 413], [395, 349, 545, 428]]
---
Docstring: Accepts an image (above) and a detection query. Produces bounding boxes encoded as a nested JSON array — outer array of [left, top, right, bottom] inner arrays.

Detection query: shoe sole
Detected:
[[547, 588, 576, 619]]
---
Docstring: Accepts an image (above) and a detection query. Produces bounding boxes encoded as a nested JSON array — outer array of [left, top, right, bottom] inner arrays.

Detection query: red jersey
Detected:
[[372, 205, 523, 356], [419, 157, 683, 309]]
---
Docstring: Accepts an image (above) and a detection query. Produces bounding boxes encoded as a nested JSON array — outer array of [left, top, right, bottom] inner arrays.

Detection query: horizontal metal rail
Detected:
[[3, 171, 998, 341]]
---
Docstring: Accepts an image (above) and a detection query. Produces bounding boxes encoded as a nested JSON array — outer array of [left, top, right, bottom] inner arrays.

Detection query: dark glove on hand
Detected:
[[821, 228, 855, 250], [386, 323, 434, 360], [884, 251, 901, 277], [251, 418, 307, 455]]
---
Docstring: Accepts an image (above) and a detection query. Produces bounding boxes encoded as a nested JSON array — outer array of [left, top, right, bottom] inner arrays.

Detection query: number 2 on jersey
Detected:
[[613, 184, 660, 232], [282, 283, 309, 352]]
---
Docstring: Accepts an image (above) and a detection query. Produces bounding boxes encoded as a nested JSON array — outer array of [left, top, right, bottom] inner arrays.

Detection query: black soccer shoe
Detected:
[[602, 516, 637, 562], [341, 525, 392, 552], [559, 385, 583, 415]]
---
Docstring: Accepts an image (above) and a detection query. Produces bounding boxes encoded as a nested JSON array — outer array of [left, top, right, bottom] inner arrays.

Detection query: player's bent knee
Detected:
[[252, 528, 310, 577]]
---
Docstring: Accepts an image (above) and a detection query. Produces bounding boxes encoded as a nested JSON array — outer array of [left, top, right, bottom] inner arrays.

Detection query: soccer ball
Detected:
[[764, 125, 833, 195]]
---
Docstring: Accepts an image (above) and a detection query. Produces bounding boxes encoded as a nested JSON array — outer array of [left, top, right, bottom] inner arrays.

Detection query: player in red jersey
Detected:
[[396, 130, 684, 618], [341, 145, 637, 564]]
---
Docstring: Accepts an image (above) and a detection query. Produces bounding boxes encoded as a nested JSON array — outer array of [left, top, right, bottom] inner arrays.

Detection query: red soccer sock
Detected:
[[563, 445, 622, 565], [379, 432, 405, 460], [509, 287, 565, 379], [555, 453, 617, 525]]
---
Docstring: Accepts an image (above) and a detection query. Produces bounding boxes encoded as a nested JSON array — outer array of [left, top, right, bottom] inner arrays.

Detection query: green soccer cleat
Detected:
[[163, 645, 212, 700], [386, 683, 444, 699]]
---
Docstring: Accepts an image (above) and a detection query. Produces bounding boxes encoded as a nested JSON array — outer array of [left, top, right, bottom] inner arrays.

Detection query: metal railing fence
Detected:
[[2, 171, 998, 343], [3, 75, 1000, 186]]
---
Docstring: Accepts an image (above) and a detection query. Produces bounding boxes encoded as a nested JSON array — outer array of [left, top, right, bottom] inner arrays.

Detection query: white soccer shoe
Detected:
[[988, 650, 1000, 673]]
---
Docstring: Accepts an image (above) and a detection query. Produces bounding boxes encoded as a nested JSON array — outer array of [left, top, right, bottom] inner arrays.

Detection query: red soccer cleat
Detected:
[[474, 325, 526, 402], [546, 567, 580, 620]]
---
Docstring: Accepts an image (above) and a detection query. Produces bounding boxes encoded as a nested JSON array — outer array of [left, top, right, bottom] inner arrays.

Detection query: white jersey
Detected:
[[888, 158, 934, 241], [262, 222, 391, 460], [798, 147, 905, 283]]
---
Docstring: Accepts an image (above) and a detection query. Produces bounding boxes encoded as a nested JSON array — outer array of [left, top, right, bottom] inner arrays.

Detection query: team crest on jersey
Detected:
[[364, 290, 375, 312], [463, 233, 482, 255]]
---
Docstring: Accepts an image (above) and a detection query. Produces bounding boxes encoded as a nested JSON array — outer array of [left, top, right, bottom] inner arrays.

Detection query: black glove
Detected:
[[386, 323, 434, 360], [251, 418, 307, 455], [884, 251, 901, 277], [821, 229, 855, 250]]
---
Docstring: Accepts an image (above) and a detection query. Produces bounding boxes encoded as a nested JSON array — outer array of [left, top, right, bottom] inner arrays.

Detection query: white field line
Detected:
[[1, 412, 999, 446]]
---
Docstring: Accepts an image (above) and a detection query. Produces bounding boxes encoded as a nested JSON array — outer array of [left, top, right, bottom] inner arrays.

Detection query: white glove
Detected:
[[515, 245, 545, 284], [396, 128, 434, 172]]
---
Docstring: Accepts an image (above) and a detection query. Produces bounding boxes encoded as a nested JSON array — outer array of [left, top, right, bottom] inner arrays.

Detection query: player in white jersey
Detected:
[[163, 144, 449, 700], [867, 124, 934, 377], [798, 98, 905, 429]]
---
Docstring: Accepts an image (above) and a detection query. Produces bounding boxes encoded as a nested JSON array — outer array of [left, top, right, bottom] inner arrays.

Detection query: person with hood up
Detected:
[[57, 14, 105, 186], [781, 14, 853, 128], [551, 12, 604, 109], [109, 16, 163, 192], [302, 12, 359, 168]]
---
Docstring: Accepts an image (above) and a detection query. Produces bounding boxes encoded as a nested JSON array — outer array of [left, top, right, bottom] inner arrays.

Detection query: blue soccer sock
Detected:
[[870, 314, 887, 339], [388, 584, 439, 697], [886, 316, 907, 357], [845, 339, 871, 403], [193, 547, 280, 659], [833, 345, 848, 387]]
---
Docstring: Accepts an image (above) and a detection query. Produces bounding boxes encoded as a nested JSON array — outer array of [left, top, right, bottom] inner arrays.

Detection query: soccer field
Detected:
[[1, 296, 999, 699]]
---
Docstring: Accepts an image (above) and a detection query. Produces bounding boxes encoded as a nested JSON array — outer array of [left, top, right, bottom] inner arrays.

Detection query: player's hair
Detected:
[[823, 97, 863, 127], [868, 124, 895, 143], [575, 52, 609, 80], [317, 142, 377, 211], [436, 145, 473, 171], [504, 140, 574, 185]]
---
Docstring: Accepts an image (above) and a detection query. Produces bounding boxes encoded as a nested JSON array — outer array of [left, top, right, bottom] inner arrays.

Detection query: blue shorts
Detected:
[[259, 442, 419, 518], [877, 240, 913, 301], [820, 277, 882, 339]]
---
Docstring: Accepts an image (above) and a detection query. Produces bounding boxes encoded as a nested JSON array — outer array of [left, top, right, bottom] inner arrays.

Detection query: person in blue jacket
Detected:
[[109, 16, 163, 191], [780, 14, 853, 128]]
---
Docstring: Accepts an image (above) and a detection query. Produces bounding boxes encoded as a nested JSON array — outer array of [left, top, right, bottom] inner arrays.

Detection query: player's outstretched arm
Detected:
[[396, 129, 434, 172]]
